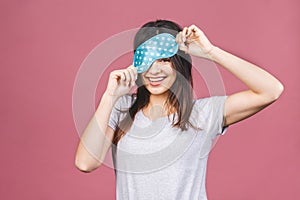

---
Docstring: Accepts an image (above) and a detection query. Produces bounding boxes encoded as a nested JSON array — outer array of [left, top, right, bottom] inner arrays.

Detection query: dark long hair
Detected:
[[112, 19, 199, 145]]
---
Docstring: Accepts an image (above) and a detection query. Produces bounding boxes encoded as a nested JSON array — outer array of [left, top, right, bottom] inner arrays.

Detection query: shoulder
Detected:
[[190, 95, 228, 131], [193, 95, 228, 108], [191, 95, 228, 117]]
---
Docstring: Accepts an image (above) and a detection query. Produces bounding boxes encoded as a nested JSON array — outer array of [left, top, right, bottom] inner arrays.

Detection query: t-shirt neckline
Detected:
[[139, 108, 175, 122]]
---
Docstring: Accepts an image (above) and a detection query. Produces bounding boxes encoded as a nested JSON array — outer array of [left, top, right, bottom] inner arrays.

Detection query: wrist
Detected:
[[95, 91, 120, 113], [103, 90, 120, 103], [206, 45, 219, 61]]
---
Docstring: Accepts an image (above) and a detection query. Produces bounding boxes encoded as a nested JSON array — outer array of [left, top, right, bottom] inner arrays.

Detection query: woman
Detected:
[[75, 19, 284, 199]]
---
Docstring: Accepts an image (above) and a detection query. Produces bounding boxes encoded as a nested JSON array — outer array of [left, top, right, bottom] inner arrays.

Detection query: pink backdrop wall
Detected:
[[1, 0, 299, 199]]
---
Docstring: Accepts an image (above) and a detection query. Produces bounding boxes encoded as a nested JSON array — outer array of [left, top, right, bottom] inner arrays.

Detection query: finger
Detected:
[[182, 27, 188, 37], [182, 27, 187, 43], [128, 65, 137, 76], [189, 24, 202, 37], [128, 67, 135, 84], [133, 67, 138, 80], [178, 40, 188, 53], [123, 70, 131, 86], [109, 72, 119, 83], [176, 32, 184, 44], [190, 24, 199, 31], [114, 70, 124, 83], [128, 65, 137, 80], [127, 65, 134, 70], [186, 26, 193, 37]]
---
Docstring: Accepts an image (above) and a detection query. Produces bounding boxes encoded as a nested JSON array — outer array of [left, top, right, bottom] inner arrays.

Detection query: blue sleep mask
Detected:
[[133, 33, 179, 73]]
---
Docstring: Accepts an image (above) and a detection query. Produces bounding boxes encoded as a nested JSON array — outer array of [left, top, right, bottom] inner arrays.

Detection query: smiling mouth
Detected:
[[146, 77, 167, 82]]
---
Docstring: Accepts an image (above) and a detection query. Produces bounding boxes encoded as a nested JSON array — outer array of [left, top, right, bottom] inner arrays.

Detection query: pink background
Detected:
[[1, 0, 299, 199]]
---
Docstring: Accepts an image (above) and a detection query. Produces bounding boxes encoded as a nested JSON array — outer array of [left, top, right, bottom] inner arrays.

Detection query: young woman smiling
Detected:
[[75, 19, 284, 200]]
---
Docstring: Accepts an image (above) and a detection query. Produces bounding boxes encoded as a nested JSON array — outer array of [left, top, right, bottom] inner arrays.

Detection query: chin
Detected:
[[144, 79, 173, 95], [146, 86, 169, 95]]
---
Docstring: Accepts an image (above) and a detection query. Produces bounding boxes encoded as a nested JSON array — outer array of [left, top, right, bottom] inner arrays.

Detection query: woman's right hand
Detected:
[[105, 65, 138, 98]]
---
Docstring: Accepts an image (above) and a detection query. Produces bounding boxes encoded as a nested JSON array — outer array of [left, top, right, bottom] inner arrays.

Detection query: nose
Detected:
[[147, 60, 162, 74]]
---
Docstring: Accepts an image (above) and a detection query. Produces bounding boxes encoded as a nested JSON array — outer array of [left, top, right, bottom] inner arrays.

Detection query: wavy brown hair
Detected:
[[112, 19, 199, 145]]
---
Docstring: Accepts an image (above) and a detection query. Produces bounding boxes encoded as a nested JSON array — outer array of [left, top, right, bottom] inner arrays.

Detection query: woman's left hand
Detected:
[[176, 24, 215, 60]]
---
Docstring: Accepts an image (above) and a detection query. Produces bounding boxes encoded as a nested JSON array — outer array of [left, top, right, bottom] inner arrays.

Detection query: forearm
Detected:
[[208, 46, 284, 98], [94, 91, 119, 135], [75, 91, 119, 171]]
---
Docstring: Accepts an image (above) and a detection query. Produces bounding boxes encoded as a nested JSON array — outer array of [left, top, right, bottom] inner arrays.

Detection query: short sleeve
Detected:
[[107, 98, 121, 131], [192, 95, 229, 137], [190, 95, 229, 156], [108, 94, 133, 131], [208, 95, 229, 136]]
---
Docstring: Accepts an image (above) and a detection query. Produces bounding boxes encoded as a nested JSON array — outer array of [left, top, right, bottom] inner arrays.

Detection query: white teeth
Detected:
[[149, 77, 165, 82]]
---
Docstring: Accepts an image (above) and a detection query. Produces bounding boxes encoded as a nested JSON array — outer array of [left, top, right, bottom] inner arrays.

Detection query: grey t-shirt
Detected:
[[108, 94, 229, 200]]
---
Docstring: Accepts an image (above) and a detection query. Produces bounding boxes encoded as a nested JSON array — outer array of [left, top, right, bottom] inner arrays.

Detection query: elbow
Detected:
[[75, 162, 93, 173], [272, 82, 285, 100], [264, 82, 285, 103], [75, 157, 101, 173]]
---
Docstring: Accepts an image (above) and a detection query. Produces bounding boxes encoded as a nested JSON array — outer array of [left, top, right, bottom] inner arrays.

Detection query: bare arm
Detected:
[[176, 24, 284, 127], [75, 66, 137, 173], [208, 46, 284, 126], [75, 92, 118, 172]]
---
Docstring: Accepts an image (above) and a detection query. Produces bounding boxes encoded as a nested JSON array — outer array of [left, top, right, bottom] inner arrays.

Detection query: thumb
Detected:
[[178, 43, 189, 54]]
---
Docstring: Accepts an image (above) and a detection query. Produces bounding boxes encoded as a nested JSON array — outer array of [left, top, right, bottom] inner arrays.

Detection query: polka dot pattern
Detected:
[[133, 33, 179, 73]]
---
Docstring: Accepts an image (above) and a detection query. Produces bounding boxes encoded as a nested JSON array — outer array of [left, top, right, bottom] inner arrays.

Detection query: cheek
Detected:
[[169, 73, 177, 85], [168, 67, 177, 79], [160, 65, 174, 74], [141, 75, 147, 84]]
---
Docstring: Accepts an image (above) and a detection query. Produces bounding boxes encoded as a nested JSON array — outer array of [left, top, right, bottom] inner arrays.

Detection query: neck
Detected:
[[143, 92, 175, 120], [148, 92, 168, 107]]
